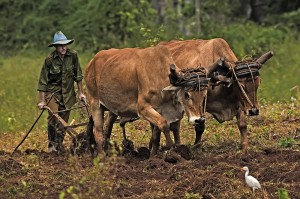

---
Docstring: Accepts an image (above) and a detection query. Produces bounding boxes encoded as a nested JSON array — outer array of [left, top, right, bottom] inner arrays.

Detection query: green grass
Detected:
[[0, 53, 44, 132], [0, 50, 93, 133], [0, 36, 299, 133], [259, 38, 300, 102]]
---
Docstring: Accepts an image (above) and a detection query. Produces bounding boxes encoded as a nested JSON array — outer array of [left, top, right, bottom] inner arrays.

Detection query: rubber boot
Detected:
[[56, 130, 66, 154], [48, 125, 57, 152]]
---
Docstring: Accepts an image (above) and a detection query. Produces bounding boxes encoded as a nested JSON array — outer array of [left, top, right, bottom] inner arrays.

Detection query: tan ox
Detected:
[[84, 45, 221, 154]]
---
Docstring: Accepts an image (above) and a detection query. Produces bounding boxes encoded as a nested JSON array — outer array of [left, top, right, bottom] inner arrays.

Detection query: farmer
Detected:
[[37, 31, 86, 153]]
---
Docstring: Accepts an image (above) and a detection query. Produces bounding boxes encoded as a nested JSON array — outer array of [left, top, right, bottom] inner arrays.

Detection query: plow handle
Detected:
[[11, 108, 45, 155]]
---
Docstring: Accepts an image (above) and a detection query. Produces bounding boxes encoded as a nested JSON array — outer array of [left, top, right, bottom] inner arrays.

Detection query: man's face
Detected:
[[55, 44, 67, 57]]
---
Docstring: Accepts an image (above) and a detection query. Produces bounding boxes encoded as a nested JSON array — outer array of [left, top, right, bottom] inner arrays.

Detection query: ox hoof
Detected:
[[70, 132, 90, 156], [172, 144, 192, 160], [137, 147, 150, 160], [122, 139, 135, 153], [121, 139, 137, 157], [192, 142, 202, 149], [164, 150, 183, 164]]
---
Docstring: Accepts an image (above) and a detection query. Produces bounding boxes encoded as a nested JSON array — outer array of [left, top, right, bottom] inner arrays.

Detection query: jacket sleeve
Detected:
[[37, 59, 49, 92], [72, 52, 83, 82]]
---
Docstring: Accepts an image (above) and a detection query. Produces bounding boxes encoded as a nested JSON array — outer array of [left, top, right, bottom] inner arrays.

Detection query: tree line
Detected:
[[0, 0, 299, 55]]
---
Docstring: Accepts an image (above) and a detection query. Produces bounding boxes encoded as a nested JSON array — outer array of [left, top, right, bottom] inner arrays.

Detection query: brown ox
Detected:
[[118, 38, 273, 150], [158, 38, 273, 149], [84, 45, 220, 154]]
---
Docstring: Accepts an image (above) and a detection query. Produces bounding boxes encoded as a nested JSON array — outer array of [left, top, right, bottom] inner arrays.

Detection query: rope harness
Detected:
[[230, 60, 261, 108], [170, 67, 209, 91], [169, 67, 209, 118]]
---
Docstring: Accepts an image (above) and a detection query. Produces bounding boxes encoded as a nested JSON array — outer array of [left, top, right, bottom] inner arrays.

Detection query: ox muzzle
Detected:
[[195, 117, 206, 125], [248, 107, 259, 116]]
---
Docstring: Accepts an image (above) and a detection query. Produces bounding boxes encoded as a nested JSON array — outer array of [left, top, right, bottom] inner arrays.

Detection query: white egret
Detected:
[[241, 166, 261, 193]]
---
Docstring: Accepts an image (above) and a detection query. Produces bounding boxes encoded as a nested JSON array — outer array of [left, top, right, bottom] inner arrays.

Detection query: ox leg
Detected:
[[90, 100, 105, 153], [104, 111, 117, 141], [237, 110, 249, 150], [149, 123, 175, 154], [194, 123, 205, 146], [170, 121, 181, 145], [137, 104, 174, 151], [163, 127, 173, 149], [149, 123, 173, 149], [151, 125, 162, 155], [148, 123, 154, 150]]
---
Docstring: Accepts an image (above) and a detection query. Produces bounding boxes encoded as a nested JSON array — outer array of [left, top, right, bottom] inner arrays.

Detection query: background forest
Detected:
[[1, 0, 299, 54]]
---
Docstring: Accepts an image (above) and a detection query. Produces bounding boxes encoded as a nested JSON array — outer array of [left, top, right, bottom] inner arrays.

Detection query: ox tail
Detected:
[[85, 115, 96, 156], [83, 58, 99, 157]]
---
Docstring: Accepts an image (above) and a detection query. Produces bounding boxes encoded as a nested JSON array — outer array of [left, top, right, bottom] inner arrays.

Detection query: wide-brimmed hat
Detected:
[[48, 31, 74, 47]]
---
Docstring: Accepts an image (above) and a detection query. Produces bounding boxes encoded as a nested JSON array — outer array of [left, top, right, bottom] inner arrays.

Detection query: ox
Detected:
[[159, 38, 274, 149], [84, 45, 221, 154], [118, 38, 273, 150]]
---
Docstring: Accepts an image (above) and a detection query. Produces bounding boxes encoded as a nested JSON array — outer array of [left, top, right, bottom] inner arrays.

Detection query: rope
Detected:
[[231, 63, 255, 108], [197, 73, 207, 118], [246, 62, 257, 108], [170, 67, 208, 91], [170, 67, 208, 118]]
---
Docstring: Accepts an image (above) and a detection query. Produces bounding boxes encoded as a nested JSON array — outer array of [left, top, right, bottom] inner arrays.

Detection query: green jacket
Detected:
[[37, 49, 83, 109]]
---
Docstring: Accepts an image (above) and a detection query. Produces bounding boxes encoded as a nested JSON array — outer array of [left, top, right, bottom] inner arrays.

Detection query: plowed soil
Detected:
[[0, 142, 299, 199], [1, 107, 299, 199]]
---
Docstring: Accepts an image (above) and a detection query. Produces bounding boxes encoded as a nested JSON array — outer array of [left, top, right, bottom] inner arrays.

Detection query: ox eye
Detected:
[[184, 92, 190, 99]]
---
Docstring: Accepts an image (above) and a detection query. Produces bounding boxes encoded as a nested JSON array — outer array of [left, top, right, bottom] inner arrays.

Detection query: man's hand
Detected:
[[37, 101, 46, 110], [78, 93, 87, 104]]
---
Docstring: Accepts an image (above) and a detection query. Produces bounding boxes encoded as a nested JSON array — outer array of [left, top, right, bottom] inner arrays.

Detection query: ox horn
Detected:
[[169, 63, 181, 85], [164, 64, 181, 91], [206, 57, 225, 76], [256, 51, 274, 66], [170, 63, 177, 73], [212, 57, 232, 71], [221, 57, 233, 71]]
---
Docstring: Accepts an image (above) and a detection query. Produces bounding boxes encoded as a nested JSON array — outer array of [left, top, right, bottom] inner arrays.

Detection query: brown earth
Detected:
[[1, 105, 299, 199], [0, 140, 299, 199]]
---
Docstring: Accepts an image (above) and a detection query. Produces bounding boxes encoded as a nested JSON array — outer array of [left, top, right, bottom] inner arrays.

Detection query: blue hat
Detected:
[[48, 31, 74, 47]]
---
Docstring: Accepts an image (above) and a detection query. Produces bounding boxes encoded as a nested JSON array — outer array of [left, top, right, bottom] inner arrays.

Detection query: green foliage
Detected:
[[63, 0, 158, 52], [184, 192, 200, 199], [0, 0, 157, 54], [278, 137, 294, 148], [140, 24, 165, 47], [277, 188, 291, 199], [266, 8, 300, 31], [1, 0, 298, 55], [204, 22, 289, 57]]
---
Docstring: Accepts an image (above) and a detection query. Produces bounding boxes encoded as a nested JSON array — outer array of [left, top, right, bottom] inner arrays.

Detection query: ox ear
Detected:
[[162, 85, 181, 91]]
